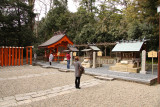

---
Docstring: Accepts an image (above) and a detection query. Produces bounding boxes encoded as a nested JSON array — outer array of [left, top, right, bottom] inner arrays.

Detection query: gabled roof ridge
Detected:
[[38, 33, 65, 47], [112, 41, 144, 52]]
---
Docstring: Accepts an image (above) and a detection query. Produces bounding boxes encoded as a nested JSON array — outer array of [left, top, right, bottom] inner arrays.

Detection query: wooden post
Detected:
[[18, 47, 21, 66], [45, 49, 47, 58], [26, 48, 28, 64], [9, 47, 11, 66], [6, 47, 8, 66], [105, 46, 107, 57], [110, 48, 112, 58], [5, 47, 8, 66], [0, 47, 2, 64], [1, 46, 4, 67], [15, 47, 18, 66], [30, 47, 32, 65], [12, 47, 15, 66], [21, 47, 24, 65]]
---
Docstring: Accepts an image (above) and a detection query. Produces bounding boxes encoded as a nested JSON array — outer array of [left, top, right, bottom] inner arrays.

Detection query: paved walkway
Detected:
[[0, 72, 61, 81], [0, 79, 104, 107], [36, 61, 157, 85]]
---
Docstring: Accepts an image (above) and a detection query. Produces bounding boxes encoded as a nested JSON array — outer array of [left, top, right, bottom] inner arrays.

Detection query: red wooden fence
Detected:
[[0, 46, 33, 67]]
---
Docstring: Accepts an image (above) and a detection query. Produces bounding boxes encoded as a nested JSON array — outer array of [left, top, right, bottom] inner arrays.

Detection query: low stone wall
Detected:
[[37, 56, 116, 65], [79, 56, 115, 65]]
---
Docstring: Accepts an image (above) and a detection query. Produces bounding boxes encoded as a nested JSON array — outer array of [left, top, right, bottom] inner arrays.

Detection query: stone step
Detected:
[[94, 76, 114, 81], [41, 65, 50, 68], [58, 69, 70, 72]]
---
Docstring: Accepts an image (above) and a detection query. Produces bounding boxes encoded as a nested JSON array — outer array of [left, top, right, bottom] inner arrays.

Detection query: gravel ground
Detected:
[[0, 66, 50, 78], [0, 66, 93, 98], [1, 65, 160, 107], [20, 80, 160, 107]]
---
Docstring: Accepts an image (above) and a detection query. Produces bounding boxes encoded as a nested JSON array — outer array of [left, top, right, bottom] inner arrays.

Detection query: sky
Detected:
[[34, 0, 79, 20], [34, 0, 122, 21]]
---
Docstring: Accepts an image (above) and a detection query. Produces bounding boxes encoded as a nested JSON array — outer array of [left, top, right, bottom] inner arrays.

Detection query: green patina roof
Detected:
[[112, 41, 144, 52]]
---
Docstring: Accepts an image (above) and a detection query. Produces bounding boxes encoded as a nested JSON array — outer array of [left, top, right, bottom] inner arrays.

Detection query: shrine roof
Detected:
[[63, 47, 79, 52], [69, 47, 79, 52], [81, 49, 92, 52], [89, 46, 100, 51], [112, 41, 144, 52], [38, 33, 73, 48], [81, 46, 100, 52]]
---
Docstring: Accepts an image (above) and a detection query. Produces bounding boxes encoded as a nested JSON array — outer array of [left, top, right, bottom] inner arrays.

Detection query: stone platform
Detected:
[[36, 61, 157, 85], [109, 63, 140, 73]]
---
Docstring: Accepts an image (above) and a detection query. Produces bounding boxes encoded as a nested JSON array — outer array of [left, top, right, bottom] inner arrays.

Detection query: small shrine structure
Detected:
[[38, 32, 73, 61], [81, 45, 101, 68], [109, 40, 146, 73], [61, 46, 79, 65]]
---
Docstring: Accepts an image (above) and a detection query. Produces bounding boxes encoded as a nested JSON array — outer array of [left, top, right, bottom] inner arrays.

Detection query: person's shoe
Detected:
[[77, 87, 81, 89]]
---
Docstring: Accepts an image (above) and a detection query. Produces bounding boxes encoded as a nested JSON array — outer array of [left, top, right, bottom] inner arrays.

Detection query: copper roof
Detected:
[[89, 46, 100, 51], [69, 47, 79, 52], [63, 47, 79, 52], [112, 41, 144, 52], [39, 34, 65, 47], [81, 46, 101, 52]]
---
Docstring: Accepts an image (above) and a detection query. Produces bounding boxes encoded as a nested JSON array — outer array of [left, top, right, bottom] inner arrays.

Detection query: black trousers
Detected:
[[50, 62, 51, 65], [75, 77, 81, 88]]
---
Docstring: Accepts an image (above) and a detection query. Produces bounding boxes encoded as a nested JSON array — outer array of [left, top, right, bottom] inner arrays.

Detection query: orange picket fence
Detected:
[[0, 46, 33, 67]]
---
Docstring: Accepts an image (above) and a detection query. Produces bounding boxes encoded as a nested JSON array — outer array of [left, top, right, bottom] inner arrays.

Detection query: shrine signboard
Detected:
[[148, 50, 157, 75], [148, 51, 157, 58], [97, 51, 102, 56], [73, 52, 76, 56]]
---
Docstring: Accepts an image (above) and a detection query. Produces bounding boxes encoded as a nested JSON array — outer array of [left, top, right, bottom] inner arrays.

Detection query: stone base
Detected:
[[82, 63, 102, 68], [109, 63, 140, 73], [81, 63, 92, 68], [94, 76, 114, 81], [60, 61, 67, 65], [140, 70, 147, 74]]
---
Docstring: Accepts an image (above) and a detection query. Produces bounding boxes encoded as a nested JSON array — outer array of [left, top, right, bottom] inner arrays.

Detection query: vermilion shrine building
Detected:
[[38, 33, 73, 61]]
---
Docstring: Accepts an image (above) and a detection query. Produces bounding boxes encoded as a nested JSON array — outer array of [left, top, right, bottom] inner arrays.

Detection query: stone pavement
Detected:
[[0, 72, 61, 81], [36, 61, 157, 85], [0, 79, 104, 107]]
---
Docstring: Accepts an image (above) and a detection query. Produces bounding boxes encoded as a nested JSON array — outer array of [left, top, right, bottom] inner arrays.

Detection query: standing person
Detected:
[[74, 57, 82, 89], [34, 53, 37, 62], [49, 52, 54, 65], [66, 52, 71, 69]]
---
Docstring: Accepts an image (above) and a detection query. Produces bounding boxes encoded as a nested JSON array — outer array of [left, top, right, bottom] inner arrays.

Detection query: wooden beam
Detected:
[[74, 42, 116, 47]]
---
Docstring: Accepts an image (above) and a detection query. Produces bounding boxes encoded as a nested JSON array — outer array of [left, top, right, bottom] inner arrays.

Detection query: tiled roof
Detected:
[[39, 34, 65, 47]]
